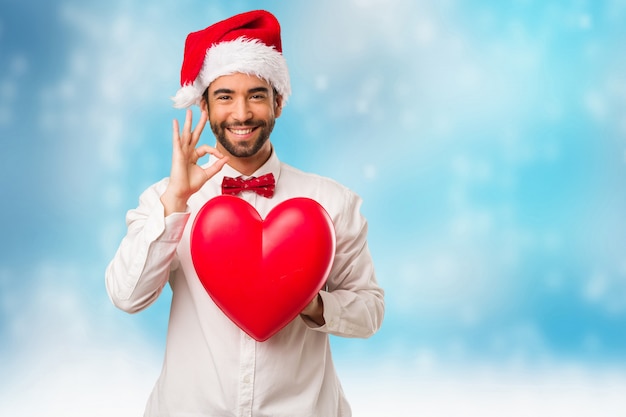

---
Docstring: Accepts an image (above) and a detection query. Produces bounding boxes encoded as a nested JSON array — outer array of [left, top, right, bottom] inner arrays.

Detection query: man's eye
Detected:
[[216, 95, 231, 100]]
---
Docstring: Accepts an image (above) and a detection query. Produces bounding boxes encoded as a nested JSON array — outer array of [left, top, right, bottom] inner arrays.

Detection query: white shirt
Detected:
[[105, 150, 384, 417]]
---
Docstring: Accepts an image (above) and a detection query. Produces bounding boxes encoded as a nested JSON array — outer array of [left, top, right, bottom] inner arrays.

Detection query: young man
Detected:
[[106, 10, 384, 417]]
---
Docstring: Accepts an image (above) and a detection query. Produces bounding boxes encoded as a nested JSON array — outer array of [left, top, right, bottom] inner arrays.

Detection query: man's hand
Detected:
[[161, 109, 229, 215], [301, 293, 325, 326]]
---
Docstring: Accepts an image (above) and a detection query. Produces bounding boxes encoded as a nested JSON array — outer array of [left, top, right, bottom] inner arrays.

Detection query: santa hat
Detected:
[[172, 10, 291, 108]]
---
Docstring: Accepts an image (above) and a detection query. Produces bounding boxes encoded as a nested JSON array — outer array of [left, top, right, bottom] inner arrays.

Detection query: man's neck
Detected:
[[223, 144, 273, 176]]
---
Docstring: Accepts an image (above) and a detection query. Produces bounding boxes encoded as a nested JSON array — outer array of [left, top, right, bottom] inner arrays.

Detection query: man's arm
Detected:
[[105, 109, 228, 313], [302, 191, 385, 338], [105, 184, 189, 313]]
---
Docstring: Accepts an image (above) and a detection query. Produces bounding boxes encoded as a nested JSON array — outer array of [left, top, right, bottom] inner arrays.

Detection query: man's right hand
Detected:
[[160, 109, 229, 216]]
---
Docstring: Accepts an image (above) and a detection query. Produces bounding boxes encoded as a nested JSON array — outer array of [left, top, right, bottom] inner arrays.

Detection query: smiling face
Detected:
[[203, 73, 283, 167]]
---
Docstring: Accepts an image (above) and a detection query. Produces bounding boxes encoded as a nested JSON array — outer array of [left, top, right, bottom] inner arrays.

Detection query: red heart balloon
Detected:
[[190, 196, 336, 341]]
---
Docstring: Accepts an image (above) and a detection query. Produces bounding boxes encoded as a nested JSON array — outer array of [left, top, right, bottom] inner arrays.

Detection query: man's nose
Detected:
[[231, 99, 252, 122]]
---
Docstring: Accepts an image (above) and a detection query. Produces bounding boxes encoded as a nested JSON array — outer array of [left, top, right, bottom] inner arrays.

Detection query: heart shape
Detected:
[[190, 196, 336, 341]]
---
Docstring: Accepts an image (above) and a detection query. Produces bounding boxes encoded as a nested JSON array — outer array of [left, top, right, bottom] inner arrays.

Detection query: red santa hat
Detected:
[[172, 10, 291, 108]]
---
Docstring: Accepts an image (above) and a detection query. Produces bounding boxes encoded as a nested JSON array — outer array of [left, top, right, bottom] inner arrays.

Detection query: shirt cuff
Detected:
[[143, 199, 190, 243], [301, 290, 338, 332]]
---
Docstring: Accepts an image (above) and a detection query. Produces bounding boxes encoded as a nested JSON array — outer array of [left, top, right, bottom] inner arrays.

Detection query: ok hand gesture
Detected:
[[160, 109, 229, 215]]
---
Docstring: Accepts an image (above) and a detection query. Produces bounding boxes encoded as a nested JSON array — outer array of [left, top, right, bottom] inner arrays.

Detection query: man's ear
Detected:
[[274, 93, 283, 118], [200, 97, 208, 113]]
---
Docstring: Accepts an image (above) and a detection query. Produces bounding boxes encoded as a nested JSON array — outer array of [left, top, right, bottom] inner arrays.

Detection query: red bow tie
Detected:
[[221, 173, 276, 198]]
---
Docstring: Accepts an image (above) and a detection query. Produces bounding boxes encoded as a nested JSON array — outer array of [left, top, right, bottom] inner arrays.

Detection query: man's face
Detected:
[[204, 73, 282, 159]]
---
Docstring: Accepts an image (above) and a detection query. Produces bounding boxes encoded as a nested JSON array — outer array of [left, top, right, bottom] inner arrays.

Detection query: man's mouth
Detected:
[[228, 127, 255, 135]]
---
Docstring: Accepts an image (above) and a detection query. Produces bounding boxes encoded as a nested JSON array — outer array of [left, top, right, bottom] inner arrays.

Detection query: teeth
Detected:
[[230, 128, 253, 135]]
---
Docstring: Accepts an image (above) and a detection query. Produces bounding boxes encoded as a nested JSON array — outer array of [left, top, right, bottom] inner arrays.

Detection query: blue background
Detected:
[[1, 0, 625, 415]]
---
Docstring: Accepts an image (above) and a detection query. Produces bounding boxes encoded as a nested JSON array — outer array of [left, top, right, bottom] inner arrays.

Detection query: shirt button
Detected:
[[243, 375, 251, 384]]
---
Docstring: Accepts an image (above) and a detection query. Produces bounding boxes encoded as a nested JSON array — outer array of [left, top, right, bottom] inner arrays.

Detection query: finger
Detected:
[[202, 155, 230, 179], [192, 145, 229, 177], [191, 110, 208, 146], [182, 109, 193, 143], [172, 118, 180, 141], [172, 119, 181, 156], [195, 144, 225, 160]]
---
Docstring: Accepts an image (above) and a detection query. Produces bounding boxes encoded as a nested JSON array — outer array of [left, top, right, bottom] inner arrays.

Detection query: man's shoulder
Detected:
[[141, 176, 171, 196], [279, 162, 350, 194], [277, 162, 363, 219]]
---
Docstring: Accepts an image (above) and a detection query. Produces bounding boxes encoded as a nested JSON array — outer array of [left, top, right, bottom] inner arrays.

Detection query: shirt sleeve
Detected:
[[304, 188, 385, 338], [105, 180, 190, 313]]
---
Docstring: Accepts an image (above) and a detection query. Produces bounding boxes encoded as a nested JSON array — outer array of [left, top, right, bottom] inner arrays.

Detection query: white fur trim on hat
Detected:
[[172, 37, 291, 108]]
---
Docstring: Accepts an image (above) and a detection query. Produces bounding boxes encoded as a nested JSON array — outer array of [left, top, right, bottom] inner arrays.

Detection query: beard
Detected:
[[211, 118, 275, 158]]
